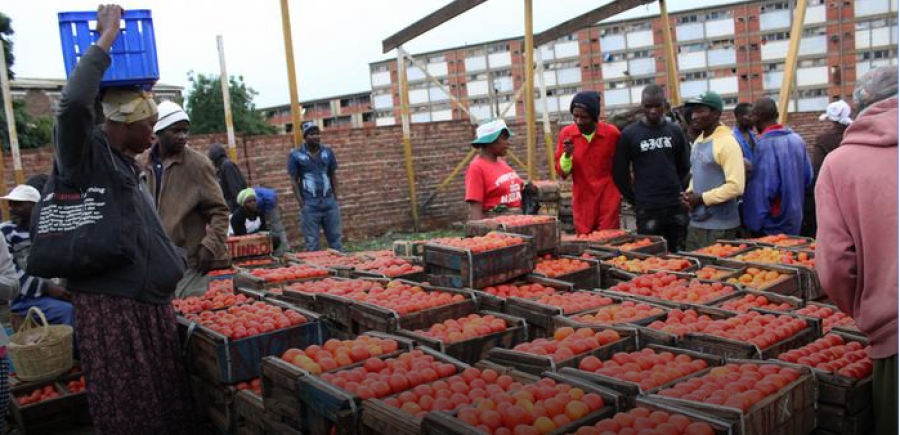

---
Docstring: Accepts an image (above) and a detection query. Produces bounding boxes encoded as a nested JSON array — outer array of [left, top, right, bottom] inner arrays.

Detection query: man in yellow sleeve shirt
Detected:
[[680, 91, 746, 250]]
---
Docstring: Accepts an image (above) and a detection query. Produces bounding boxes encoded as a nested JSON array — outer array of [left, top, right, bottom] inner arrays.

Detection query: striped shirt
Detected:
[[0, 221, 45, 300]]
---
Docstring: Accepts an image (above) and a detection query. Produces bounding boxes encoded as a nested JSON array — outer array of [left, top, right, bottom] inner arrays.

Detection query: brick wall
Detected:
[[0, 111, 829, 245]]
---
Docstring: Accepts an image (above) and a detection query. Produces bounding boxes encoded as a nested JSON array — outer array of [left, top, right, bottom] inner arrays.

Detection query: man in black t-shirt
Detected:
[[612, 85, 691, 251]]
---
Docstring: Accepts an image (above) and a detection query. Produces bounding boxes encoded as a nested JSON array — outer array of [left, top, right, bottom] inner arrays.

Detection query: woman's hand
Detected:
[[96, 4, 124, 52]]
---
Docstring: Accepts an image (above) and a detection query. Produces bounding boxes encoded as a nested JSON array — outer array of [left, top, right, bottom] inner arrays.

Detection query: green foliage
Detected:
[[0, 100, 54, 149], [184, 72, 274, 136], [0, 12, 14, 80]]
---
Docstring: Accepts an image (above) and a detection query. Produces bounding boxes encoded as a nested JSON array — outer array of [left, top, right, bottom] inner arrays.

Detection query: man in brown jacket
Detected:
[[142, 101, 230, 297]]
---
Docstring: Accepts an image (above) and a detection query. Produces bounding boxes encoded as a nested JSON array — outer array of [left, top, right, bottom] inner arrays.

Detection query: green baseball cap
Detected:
[[684, 91, 724, 112]]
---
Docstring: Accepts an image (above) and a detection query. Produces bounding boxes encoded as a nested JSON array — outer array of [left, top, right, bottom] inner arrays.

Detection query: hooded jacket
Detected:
[[815, 97, 898, 359], [208, 145, 248, 211], [742, 127, 813, 235]]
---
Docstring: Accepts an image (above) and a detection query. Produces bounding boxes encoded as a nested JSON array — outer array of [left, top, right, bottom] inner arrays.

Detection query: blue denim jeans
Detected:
[[301, 197, 342, 251]]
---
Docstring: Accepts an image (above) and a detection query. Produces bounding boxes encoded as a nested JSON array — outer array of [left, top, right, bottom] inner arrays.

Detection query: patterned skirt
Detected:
[[74, 292, 197, 435]]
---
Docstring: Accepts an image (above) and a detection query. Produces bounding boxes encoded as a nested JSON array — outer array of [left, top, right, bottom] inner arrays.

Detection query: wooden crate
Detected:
[[745, 235, 816, 250], [558, 344, 724, 406], [789, 301, 861, 334], [58, 373, 90, 426], [180, 301, 324, 384], [350, 282, 478, 334], [485, 326, 638, 376], [506, 290, 625, 338], [471, 275, 572, 313], [277, 277, 390, 330], [234, 389, 266, 435], [233, 267, 331, 292], [228, 233, 274, 259], [559, 232, 633, 256], [395, 311, 528, 364], [530, 255, 603, 290], [423, 232, 536, 289], [632, 396, 737, 435], [599, 276, 741, 310], [679, 242, 756, 266], [720, 249, 819, 301], [593, 235, 668, 255], [421, 373, 624, 435], [264, 411, 306, 435], [351, 268, 427, 283], [189, 374, 237, 434], [552, 301, 670, 332], [628, 305, 736, 347], [297, 347, 470, 435], [647, 359, 817, 435], [260, 333, 416, 427], [678, 311, 820, 360], [466, 217, 560, 255], [234, 255, 283, 270], [713, 264, 804, 299], [597, 251, 702, 278], [708, 289, 805, 314], [360, 362, 544, 435], [816, 403, 874, 435], [798, 331, 873, 414], [8, 381, 76, 435]]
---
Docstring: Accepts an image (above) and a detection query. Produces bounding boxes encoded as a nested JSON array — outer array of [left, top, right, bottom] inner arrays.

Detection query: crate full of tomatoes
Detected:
[[234, 264, 331, 293], [228, 233, 273, 259], [424, 232, 536, 289], [466, 215, 560, 254], [9, 381, 80, 435], [179, 299, 323, 384]]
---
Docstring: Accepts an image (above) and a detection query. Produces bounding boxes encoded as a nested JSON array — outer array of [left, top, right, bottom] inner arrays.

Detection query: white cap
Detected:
[[0, 185, 40, 203], [154, 100, 190, 133], [818, 100, 853, 125]]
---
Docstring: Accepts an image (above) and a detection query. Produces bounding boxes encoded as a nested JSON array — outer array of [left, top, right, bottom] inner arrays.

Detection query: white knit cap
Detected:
[[819, 100, 853, 125], [154, 101, 190, 132]]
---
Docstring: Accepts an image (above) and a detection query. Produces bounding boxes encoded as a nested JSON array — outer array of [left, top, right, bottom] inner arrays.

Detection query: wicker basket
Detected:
[[8, 307, 74, 381]]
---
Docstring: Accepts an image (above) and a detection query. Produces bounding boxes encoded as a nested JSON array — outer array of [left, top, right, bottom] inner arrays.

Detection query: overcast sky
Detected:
[[5, 0, 736, 108]]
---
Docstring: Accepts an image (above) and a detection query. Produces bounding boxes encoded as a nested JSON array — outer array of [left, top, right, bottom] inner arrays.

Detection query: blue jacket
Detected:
[[253, 187, 278, 214], [732, 125, 756, 161], [741, 128, 813, 235]]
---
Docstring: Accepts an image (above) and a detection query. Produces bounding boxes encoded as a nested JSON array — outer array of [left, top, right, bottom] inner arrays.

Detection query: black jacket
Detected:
[[230, 207, 268, 236], [54, 45, 186, 304], [209, 145, 248, 211], [612, 120, 691, 210]]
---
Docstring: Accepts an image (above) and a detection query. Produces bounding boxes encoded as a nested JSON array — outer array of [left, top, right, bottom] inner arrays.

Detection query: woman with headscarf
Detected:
[[464, 119, 524, 220], [52, 5, 195, 434], [800, 100, 854, 237], [555, 91, 622, 233]]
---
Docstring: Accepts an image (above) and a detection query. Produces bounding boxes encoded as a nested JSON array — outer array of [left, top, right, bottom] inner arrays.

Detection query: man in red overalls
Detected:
[[555, 91, 622, 234]]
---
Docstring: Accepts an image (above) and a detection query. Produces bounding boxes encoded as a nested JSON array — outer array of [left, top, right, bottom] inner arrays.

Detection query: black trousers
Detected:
[[636, 205, 689, 252]]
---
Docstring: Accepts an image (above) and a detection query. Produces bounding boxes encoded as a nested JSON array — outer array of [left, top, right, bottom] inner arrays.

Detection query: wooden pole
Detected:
[[422, 147, 477, 209], [534, 49, 557, 179], [397, 46, 420, 231], [217, 36, 238, 162], [523, 0, 536, 180], [659, 0, 681, 106], [778, 0, 809, 125], [0, 40, 23, 185], [280, 0, 304, 146]]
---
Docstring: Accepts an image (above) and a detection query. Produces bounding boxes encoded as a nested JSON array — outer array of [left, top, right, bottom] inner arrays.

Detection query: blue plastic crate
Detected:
[[58, 9, 159, 88]]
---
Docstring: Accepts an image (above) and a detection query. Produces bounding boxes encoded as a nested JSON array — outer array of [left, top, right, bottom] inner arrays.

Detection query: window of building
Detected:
[[548, 60, 580, 69], [428, 55, 445, 63], [680, 43, 707, 53], [678, 15, 699, 23], [600, 26, 623, 36], [362, 112, 374, 123], [798, 88, 826, 98], [798, 58, 827, 67], [765, 62, 785, 71], [760, 1, 791, 11], [375, 110, 393, 118], [631, 78, 654, 87], [488, 43, 510, 53], [466, 47, 486, 57], [856, 18, 889, 29], [706, 10, 733, 20], [684, 71, 708, 80], [371, 64, 389, 73], [627, 22, 652, 31], [709, 39, 735, 49], [857, 49, 895, 60], [628, 49, 652, 59], [762, 31, 790, 41], [607, 81, 627, 90], [468, 72, 489, 81], [802, 26, 826, 36]]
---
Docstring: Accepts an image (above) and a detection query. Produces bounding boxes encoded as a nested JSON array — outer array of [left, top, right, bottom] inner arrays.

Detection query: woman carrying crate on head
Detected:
[[46, 5, 196, 434], [465, 120, 526, 221]]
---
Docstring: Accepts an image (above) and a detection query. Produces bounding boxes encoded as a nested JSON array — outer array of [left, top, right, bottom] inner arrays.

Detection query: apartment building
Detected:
[[369, 0, 898, 125], [261, 91, 374, 134]]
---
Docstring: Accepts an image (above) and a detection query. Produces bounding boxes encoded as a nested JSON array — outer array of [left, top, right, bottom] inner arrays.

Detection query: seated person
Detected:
[[0, 185, 73, 326], [229, 188, 280, 250]]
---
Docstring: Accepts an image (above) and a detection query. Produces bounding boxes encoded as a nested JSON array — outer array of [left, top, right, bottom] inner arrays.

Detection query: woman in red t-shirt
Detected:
[[465, 120, 524, 220]]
